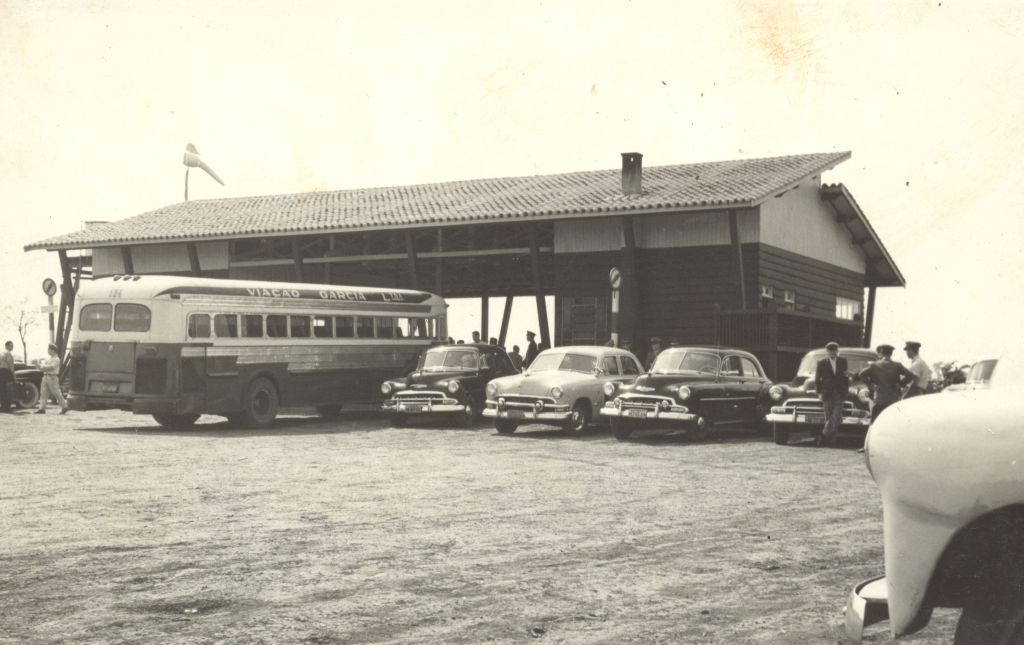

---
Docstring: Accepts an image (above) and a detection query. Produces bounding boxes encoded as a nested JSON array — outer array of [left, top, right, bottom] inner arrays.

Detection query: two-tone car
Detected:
[[765, 346, 877, 445], [943, 358, 997, 392], [381, 343, 519, 426], [483, 346, 643, 434], [600, 346, 771, 441], [845, 349, 1024, 644]]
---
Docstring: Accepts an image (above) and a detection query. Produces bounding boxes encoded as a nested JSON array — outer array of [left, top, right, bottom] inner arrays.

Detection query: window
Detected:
[[601, 355, 620, 375], [783, 290, 796, 304], [400, 317, 429, 338], [290, 316, 310, 338], [266, 315, 288, 338], [335, 317, 354, 338], [740, 357, 763, 378], [243, 315, 263, 338], [721, 356, 742, 376], [836, 296, 862, 321], [313, 316, 332, 338], [113, 304, 151, 332], [621, 356, 641, 375], [760, 285, 774, 299], [214, 314, 238, 338], [356, 317, 374, 338], [376, 317, 395, 339], [188, 313, 211, 338], [80, 303, 113, 331]]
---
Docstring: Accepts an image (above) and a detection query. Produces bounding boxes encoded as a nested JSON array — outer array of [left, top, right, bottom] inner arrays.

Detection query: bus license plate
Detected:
[[626, 409, 648, 418], [401, 404, 423, 413]]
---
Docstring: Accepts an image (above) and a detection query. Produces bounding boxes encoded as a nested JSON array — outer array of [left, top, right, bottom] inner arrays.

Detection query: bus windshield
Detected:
[[420, 348, 479, 372]]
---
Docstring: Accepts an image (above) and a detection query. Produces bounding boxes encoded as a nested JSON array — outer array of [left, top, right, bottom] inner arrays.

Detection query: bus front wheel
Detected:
[[152, 413, 200, 428], [241, 377, 279, 428]]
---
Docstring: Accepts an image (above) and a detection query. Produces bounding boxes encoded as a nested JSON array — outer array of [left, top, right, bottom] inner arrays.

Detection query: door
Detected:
[[736, 356, 768, 421], [718, 355, 747, 422]]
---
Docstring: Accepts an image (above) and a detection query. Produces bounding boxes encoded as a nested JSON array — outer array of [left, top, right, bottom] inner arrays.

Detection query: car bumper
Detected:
[[765, 411, 871, 428], [482, 405, 571, 423], [845, 575, 889, 644], [599, 406, 695, 423], [382, 399, 467, 415]]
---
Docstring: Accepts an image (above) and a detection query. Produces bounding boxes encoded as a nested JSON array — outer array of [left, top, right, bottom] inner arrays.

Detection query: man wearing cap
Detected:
[[36, 343, 68, 415], [0, 340, 15, 412], [903, 341, 931, 398], [814, 342, 848, 446], [524, 331, 539, 368], [645, 337, 663, 371], [859, 344, 915, 422]]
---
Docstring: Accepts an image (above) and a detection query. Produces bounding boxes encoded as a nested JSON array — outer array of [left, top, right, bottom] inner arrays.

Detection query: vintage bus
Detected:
[[66, 275, 447, 428]]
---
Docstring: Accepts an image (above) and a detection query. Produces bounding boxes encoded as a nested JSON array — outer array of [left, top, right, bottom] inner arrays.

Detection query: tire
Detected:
[[239, 377, 278, 428], [316, 405, 342, 420], [563, 401, 591, 435], [456, 395, 481, 428], [152, 413, 200, 428], [773, 424, 789, 445], [13, 381, 39, 409], [955, 603, 1024, 645], [610, 418, 633, 441], [689, 414, 713, 441], [495, 419, 518, 434]]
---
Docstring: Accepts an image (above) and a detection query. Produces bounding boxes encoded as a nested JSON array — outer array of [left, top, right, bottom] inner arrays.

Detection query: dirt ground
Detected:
[[1, 408, 958, 644]]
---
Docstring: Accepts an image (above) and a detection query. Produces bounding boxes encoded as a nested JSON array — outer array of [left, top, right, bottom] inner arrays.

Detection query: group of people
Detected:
[[0, 340, 69, 415], [814, 340, 929, 447], [449, 330, 547, 373]]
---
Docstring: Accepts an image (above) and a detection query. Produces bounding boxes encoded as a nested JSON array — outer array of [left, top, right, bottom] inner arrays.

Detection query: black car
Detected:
[[600, 346, 771, 441], [7, 361, 42, 409], [380, 344, 519, 426], [765, 347, 877, 445]]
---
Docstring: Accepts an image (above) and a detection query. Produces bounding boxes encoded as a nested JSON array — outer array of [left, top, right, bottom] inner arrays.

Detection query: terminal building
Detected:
[[26, 151, 903, 379]]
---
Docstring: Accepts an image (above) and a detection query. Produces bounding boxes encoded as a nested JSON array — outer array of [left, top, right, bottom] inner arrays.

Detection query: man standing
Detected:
[[36, 343, 68, 415], [0, 340, 15, 412], [903, 341, 931, 398], [524, 331, 539, 367], [859, 344, 915, 422], [471, 331, 481, 343], [509, 345, 524, 372], [645, 337, 663, 371], [814, 341, 848, 447]]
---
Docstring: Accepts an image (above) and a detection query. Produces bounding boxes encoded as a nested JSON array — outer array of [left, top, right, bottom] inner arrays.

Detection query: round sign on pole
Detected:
[[42, 278, 57, 297], [609, 267, 622, 290]]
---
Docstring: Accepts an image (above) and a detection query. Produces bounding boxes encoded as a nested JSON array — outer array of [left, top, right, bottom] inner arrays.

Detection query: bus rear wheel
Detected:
[[241, 377, 278, 428], [152, 413, 200, 428]]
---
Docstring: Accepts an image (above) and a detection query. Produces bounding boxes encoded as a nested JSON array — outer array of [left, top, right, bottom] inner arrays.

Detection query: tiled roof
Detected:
[[26, 151, 851, 251]]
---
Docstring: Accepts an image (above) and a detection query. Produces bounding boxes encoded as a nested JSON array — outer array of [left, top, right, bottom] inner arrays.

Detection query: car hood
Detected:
[[490, 370, 594, 395], [629, 373, 710, 389], [385, 370, 480, 392]]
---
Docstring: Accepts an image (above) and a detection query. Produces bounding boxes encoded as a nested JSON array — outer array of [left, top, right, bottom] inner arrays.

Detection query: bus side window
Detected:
[[356, 317, 374, 338], [335, 317, 354, 338], [290, 316, 311, 338], [266, 315, 288, 338], [188, 313, 211, 338], [313, 316, 332, 338], [377, 317, 395, 338], [214, 314, 238, 338], [243, 315, 263, 338]]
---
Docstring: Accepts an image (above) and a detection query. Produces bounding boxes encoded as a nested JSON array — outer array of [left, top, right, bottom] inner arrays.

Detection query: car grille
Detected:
[[617, 394, 675, 410], [395, 390, 447, 404], [778, 398, 857, 414], [499, 395, 556, 405]]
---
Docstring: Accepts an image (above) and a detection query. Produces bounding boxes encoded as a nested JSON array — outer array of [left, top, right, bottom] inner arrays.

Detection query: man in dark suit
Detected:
[[860, 344, 916, 422], [814, 341, 849, 447], [524, 331, 539, 368]]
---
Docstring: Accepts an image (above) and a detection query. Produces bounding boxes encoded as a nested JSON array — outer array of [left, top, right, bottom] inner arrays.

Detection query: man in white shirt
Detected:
[[36, 343, 68, 414], [903, 341, 931, 398], [0, 340, 15, 412]]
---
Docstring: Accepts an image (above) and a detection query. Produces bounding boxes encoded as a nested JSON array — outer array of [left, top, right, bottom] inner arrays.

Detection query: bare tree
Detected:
[[1, 299, 38, 362]]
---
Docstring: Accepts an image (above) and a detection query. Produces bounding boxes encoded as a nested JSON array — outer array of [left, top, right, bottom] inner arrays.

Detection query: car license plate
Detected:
[[102, 383, 118, 393], [401, 404, 423, 413], [506, 410, 526, 418], [626, 409, 648, 418], [801, 415, 825, 424]]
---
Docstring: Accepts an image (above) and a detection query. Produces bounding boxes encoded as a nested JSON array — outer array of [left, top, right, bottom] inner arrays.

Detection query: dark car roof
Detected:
[[657, 346, 760, 359], [804, 347, 878, 358]]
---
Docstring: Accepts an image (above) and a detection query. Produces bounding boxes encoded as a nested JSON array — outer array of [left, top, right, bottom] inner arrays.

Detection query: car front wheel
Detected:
[[13, 381, 39, 409], [564, 401, 590, 434], [495, 419, 518, 434], [610, 418, 633, 441], [689, 414, 713, 441], [456, 395, 481, 428], [773, 424, 789, 445]]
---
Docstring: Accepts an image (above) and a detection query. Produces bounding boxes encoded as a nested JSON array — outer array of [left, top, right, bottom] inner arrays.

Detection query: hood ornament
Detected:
[[636, 386, 655, 392]]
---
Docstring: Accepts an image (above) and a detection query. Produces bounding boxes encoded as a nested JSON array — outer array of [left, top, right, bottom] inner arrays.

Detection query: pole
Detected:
[[47, 294, 55, 345]]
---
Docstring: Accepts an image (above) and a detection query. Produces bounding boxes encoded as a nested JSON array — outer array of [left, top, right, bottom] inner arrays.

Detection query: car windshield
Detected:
[[651, 351, 719, 375], [420, 348, 479, 372], [967, 359, 997, 383], [529, 352, 597, 374], [797, 351, 876, 377]]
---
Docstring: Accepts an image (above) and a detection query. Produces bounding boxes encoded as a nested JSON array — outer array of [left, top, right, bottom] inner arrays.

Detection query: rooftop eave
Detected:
[[821, 183, 906, 288]]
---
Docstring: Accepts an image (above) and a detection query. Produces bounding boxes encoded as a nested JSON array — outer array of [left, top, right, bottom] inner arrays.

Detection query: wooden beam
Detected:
[[863, 286, 877, 348], [186, 243, 201, 276], [404, 231, 419, 289], [498, 293, 514, 347], [291, 239, 303, 281], [528, 223, 551, 348], [55, 250, 72, 355], [728, 209, 746, 309], [481, 290, 489, 342], [620, 215, 643, 357], [121, 246, 134, 274], [435, 229, 443, 296]]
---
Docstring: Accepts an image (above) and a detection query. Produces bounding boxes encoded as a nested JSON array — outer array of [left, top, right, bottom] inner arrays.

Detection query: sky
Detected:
[[2, 0, 1023, 369]]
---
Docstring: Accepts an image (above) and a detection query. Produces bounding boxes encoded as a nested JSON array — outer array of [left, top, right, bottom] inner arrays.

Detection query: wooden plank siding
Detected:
[[758, 244, 864, 318]]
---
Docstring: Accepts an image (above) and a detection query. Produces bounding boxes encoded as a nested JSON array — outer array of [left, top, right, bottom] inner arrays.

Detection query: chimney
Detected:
[[621, 152, 643, 196]]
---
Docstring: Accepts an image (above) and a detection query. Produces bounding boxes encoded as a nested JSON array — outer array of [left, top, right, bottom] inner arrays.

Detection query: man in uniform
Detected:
[[859, 344, 915, 422], [0, 340, 15, 412], [36, 343, 68, 415], [903, 341, 931, 398], [814, 341, 848, 447], [524, 331, 539, 367], [645, 337, 663, 371]]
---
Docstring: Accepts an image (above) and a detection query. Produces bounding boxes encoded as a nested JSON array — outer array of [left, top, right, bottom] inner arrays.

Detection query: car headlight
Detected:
[[603, 382, 616, 397], [446, 381, 460, 394], [857, 387, 871, 403], [768, 385, 784, 401], [381, 382, 393, 395], [550, 386, 563, 399], [677, 385, 691, 401], [486, 382, 498, 399]]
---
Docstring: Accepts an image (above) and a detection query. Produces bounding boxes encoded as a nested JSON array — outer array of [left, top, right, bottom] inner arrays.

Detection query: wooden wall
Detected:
[[758, 245, 864, 318]]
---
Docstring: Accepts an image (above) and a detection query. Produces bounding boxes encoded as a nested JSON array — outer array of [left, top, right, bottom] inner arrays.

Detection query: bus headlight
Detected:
[[486, 382, 498, 399], [550, 386, 563, 399], [603, 382, 616, 397], [677, 386, 692, 401], [381, 382, 393, 396], [446, 381, 460, 394], [768, 385, 784, 401]]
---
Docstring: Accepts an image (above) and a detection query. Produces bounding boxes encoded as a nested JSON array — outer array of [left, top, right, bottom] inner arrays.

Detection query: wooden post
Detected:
[[728, 209, 746, 310], [435, 229, 444, 296], [620, 216, 643, 358], [481, 290, 489, 342], [864, 286, 877, 348], [291, 239, 303, 282], [498, 293, 514, 346], [528, 223, 551, 348], [121, 246, 134, 274], [404, 231, 419, 289], [187, 243, 201, 276], [55, 250, 74, 355]]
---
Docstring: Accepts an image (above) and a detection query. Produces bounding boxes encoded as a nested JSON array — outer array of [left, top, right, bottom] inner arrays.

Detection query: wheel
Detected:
[[456, 395, 481, 428], [495, 419, 518, 434], [13, 381, 39, 409], [239, 377, 278, 428], [689, 414, 713, 441], [152, 413, 200, 428], [316, 404, 342, 420], [563, 401, 591, 434], [610, 418, 633, 441], [773, 424, 789, 445], [955, 602, 1024, 644]]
